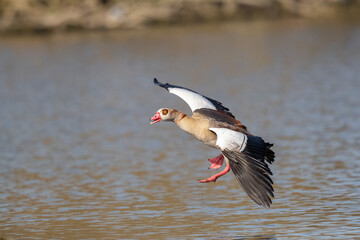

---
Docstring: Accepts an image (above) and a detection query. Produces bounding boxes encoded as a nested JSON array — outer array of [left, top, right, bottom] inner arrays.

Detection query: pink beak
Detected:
[[150, 112, 161, 124]]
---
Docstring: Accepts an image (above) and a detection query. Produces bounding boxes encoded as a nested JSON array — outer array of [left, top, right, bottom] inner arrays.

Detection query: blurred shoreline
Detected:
[[1, 0, 360, 33]]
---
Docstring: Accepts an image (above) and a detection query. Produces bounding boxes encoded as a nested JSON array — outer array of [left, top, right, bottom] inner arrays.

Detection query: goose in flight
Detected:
[[150, 78, 275, 207]]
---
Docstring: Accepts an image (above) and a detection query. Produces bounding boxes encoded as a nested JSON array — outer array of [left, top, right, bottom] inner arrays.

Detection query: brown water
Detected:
[[0, 19, 360, 239]]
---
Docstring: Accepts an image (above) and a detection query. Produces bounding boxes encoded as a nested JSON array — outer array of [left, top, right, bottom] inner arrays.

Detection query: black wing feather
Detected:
[[223, 136, 275, 207], [154, 78, 235, 118]]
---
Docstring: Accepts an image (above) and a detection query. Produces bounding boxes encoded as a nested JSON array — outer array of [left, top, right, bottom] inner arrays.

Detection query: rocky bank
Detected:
[[0, 0, 360, 32]]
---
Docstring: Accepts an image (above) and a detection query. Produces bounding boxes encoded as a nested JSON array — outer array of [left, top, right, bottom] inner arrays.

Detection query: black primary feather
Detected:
[[224, 135, 274, 207], [153, 78, 235, 118]]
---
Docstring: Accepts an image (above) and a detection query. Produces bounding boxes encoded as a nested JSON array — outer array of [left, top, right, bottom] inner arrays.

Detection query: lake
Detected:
[[0, 18, 359, 239]]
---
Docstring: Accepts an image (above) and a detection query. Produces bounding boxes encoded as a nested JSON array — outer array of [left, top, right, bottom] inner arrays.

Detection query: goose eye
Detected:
[[162, 109, 168, 115]]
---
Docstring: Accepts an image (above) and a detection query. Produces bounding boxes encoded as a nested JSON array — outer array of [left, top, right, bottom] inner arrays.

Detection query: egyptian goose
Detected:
[[150, 79, 275, 207]]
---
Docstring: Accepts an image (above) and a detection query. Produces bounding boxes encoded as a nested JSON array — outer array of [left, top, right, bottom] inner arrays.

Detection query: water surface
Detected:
[[0, 19, 359, 239]]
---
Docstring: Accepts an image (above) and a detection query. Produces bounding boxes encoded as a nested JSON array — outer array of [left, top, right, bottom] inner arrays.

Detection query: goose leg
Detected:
[[198, 163, 230, 183], [208, 154, 224, 169]]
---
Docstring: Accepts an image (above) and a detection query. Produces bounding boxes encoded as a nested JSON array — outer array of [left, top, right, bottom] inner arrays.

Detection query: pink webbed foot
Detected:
[[198, 163, 230, 183], [198, 175, 217, 183], [208, 154, 224, 170]]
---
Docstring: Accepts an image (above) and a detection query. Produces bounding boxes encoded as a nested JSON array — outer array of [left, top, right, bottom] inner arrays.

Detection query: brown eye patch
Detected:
[[162, 109, 168, 115]]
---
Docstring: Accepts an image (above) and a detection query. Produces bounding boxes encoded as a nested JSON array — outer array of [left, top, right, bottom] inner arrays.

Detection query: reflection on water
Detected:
[[0, 19, 359, 239]]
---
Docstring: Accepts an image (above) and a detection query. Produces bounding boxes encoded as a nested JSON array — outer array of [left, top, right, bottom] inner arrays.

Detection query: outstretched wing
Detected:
[[154, 78, 235, 118], [209, 127, 275, 207]]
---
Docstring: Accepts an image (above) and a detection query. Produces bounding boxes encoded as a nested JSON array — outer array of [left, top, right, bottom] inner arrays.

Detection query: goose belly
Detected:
[[191, 128, 217, 149]]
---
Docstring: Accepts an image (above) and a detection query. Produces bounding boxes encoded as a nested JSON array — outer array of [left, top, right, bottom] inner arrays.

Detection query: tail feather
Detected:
[[265, 142, 275, 164]]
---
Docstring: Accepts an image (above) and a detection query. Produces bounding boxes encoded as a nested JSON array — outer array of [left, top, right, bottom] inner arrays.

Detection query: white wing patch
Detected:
[[209, 128, 247, 152], [169, 88, 216, 112]]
